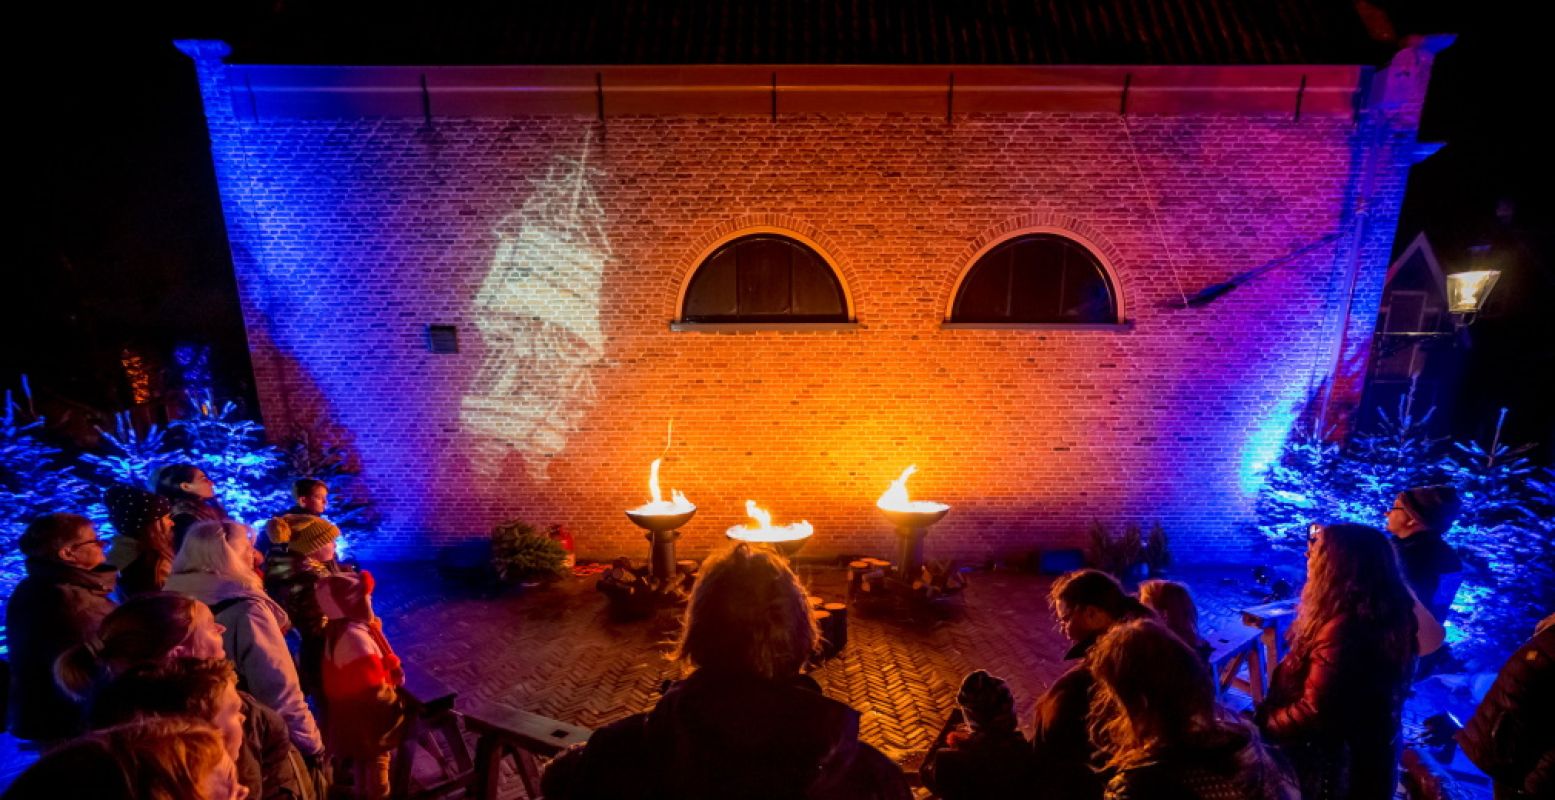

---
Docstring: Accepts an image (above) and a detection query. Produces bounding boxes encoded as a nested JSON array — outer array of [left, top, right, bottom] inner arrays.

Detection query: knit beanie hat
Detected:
[[1397, 486, 1463, 532], [266, 513, 340, 557], [957, 670, 1017, 733], [105, 486, 173, 536]]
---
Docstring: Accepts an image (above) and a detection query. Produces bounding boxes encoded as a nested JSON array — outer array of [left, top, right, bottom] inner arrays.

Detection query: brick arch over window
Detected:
[[674, 222, 856, 323], [945, 221, 1127, 325]]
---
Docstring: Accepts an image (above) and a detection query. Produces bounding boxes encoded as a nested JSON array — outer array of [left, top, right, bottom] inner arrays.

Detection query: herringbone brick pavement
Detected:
[[372, 563, 1079, 787]]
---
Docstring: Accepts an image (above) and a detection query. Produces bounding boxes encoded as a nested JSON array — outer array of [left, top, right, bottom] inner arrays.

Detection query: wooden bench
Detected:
[[1207, 600, 1300, 706], [1207, 622, 1268, 704], [1241, 599, 1298, 676], [390, 663, 475, 798], [463, 705, 593, 799]]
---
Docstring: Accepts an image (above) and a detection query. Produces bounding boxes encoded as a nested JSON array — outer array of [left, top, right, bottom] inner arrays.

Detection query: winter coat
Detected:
[[541, 669, 910, 800], [239, 690, 316, 800], [103, 534, 172, 600], [319, 619, 406, 759], [1258, 614, 1416, 800], [1102, 725, 1299, 800], [3, 559, 117, 741], [920, 723, 1031, 800], [163, 570, 324, 756], [264, 550, 348, 641], [169, 497, 225, 553], [1030, 638, 1107, 800], [1457, 622, 1555, 799], [263, 550, 350, 696], [1392, 531, 1463, 624]]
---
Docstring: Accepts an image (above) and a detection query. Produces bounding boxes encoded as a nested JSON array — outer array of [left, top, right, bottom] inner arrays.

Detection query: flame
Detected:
[[633, 457, 694, 515], [877, 464, 950, 513], [727, 499, 813, 543], [745, 499, 772, 528]]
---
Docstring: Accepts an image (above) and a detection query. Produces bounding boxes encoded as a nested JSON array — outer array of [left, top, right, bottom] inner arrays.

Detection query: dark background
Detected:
[[6, 2, 1546, 454]]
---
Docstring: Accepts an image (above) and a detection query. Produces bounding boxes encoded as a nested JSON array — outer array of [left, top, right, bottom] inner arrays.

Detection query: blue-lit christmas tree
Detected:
[[0, 381, 96, 619], [1256, 397, 1555, 668]]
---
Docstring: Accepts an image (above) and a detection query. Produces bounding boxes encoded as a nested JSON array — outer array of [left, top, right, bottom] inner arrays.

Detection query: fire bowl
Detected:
[[625, 507, 697, 534], [726, 528, 813, 559], [878, 504, 950, 530]]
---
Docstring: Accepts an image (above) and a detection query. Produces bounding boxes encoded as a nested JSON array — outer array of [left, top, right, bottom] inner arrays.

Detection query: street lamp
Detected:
[[1445, 270, 1501, 318]]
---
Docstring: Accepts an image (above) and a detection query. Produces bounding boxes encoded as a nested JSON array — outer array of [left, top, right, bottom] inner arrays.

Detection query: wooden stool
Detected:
[[389, 664, 474, 798], [463, 705, 592, 800], [821, 602, 848, 655]]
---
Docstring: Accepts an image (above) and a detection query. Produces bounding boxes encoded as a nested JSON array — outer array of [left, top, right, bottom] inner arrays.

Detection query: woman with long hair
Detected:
[[1137, 579, 1212, 662], [1257, 523, 1418, 800], [103, 486, 176, 599], [54, 592, 314, 800], [1089, 619, 1296, 798], [152, 463, 227, 552], [542, 542, 909, 800], [166, 521, 324, 761]]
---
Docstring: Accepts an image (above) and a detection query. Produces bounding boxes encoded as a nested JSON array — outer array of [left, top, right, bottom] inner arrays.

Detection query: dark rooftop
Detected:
[[216, 0, 1402, 67]]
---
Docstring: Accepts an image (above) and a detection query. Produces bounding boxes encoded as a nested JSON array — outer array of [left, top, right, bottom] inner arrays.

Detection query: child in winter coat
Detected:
[[315, 570, 405, 799], [920, 670, 1032, 799], [264, 513, 352, 696]]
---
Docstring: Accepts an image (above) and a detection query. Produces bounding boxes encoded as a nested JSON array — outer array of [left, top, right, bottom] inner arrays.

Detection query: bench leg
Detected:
[[514, 748, 544, 799], [390, 732, 417, 798], [469, 736, 506, 800], [1247, 642, 1266, 704], [440, 715, 475, 776]]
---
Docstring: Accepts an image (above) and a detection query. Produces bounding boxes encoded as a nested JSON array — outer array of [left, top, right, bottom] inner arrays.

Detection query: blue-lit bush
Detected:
[[1, 384, 97, 610], [1256, 400, 1555, 668], [2, 388, 374, 611]]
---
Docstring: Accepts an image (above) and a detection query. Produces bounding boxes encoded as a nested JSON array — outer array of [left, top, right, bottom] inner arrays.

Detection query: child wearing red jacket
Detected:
[[314, 570, 406, 799]]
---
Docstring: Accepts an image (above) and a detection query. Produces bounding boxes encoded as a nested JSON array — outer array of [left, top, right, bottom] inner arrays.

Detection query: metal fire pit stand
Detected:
[[597, 508, 699, 618], [852, 506, 966, 613]]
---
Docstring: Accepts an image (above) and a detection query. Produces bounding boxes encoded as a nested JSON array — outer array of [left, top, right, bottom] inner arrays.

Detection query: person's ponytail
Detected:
[[51, 593, 203, 701], [55, 638, 108, 701]]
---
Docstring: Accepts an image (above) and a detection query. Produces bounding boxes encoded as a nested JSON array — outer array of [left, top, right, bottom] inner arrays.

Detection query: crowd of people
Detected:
[[3, 474, 1550, 799], [4, 470, 405, 799], [541, 484, 1549, 800]]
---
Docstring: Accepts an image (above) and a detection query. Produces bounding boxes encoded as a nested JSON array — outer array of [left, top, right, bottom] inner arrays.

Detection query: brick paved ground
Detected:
[[373, 561, 1079, 768]]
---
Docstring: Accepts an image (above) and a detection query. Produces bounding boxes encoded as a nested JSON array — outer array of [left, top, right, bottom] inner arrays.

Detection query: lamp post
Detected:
[[1375, 252, 1501, 357]]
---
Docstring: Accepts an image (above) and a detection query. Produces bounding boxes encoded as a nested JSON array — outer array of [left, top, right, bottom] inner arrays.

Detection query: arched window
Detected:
[[681, 234, 848, 323], [950, 233, 1119, 324]]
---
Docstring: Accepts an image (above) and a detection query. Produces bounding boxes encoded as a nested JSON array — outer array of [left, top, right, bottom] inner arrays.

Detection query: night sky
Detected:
[[7, 3, 1546, 453]]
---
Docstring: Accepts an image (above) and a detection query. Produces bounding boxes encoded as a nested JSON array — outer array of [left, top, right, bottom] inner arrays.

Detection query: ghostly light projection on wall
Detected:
[[461, 140, 611, 479]]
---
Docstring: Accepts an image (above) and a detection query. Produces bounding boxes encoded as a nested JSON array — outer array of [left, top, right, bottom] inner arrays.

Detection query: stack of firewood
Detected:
[[596, 557, 698, 617], [909, 559, 968, 599]]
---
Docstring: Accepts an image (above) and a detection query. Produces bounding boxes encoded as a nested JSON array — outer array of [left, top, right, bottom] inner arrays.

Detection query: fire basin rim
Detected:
[[725, 529, 812, 558], [625, 507, 697, 533], [879, 506, 951, 530]]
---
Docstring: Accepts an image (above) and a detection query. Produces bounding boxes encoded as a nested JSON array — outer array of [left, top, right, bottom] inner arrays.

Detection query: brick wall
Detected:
[[179, 45, 1432, 562]]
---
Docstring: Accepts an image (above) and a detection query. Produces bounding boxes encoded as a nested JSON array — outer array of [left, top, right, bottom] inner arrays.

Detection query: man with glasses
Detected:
[[4, 513, 118, 744], [1386, 486, 1464, 626], [1387, 485, 1465, 679]]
